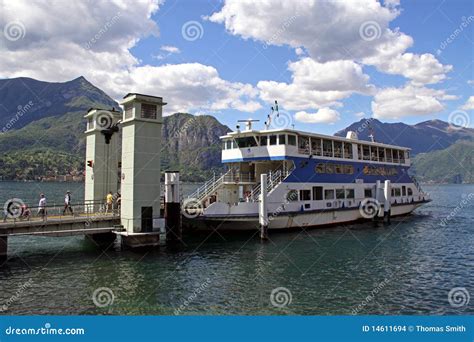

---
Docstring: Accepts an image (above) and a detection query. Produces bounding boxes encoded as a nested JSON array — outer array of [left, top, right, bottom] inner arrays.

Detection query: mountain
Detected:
[[0, 76, 119, 130], [161, 113, 230, 181], [412, 140, 474, 184], [334, 118, 474, 155], [0, 77, 230, 181]]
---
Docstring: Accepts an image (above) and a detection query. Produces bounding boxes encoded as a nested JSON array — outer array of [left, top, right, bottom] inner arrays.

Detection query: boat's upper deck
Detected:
[[220, 128, 411, 166]]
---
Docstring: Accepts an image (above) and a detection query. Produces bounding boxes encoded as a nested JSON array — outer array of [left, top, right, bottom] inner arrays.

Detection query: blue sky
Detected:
[[1, 0, 473, 135]]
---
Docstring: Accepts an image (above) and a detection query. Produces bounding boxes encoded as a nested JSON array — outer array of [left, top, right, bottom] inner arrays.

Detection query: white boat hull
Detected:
[[183, 201, 426, 231]]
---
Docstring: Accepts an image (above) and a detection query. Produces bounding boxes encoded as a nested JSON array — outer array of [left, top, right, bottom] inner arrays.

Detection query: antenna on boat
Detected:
[[368, 122, 375, 142], [238, 119, 259, 131]]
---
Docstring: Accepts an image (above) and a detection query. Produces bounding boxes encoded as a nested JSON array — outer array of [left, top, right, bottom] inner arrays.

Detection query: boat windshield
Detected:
[[235, 136, 258, 148]]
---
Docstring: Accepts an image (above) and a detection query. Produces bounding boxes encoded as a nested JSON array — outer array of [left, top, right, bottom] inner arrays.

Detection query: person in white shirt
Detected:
[[38, 193, 47, 221], [63, 190, 73, 215]]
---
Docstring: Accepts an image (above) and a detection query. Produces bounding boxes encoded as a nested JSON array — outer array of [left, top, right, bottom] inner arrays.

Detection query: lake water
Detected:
[[0, 182, 472, 315]]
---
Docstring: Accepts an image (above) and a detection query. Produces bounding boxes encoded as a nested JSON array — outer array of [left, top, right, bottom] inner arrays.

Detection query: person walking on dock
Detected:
[[105, 191, 113, 214], [38, 193, 47, 221], [63, 190, 73, 216]]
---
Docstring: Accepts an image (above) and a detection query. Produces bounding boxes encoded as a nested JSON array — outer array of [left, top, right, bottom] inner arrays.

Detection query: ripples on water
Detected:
[[0, 183, 472, 315]]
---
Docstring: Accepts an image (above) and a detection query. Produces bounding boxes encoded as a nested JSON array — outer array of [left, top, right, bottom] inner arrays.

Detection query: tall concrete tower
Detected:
[[84, 108, 121, 212], [119, 93, 166, 233]]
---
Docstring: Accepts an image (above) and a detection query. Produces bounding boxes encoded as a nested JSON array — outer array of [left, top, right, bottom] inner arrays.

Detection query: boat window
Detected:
[[358, 144, 363, 160], [400, 150, 405, 163], [394, 188, 401, 197], [344, 142, 353, 159], [408, 188, 413, 196], [300, 190, 311, 201], [260, 135, 267, 146], [343, 165, 354, 174], [334, 141, 343, 158], [371, 146, 378, 161], [313, 186, 323, 200], [325, 164, 334, 174], [323, 139, 333, 157], [362, 145, 370, 160], [364, 188, 372, 198], [235, 137, 258, 148], [223, 141, 227, 150], [336, 189, 345, 199], [345, 189, 355, 199], [269, 135, 277, 145], [406, 151, 410, 160], [299, 136, 310, 154], [391, 189, 394, 197], [335, 164, 343, 174], [278, 134, 286, 145], [324, 189, 335, 200], [402, 186, 406, 196], [288, 135, 296, 146], [386, 148, 393, 163], [311, 138, 322, 156], [226, 140, 232, 150], [286, 190, 299, 202], [378, 148, 385, 162], [315, 163, 325, 173], [232, 140, 237, 149], [393, 150, 399, 163]]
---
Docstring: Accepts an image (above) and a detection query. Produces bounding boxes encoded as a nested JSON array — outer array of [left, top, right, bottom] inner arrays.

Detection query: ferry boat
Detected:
[[183, 119, 430, 230]]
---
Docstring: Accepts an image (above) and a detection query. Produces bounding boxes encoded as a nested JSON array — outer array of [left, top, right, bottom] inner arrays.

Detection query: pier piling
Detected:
[[0, 236, 7, 262], [384, 180, 392, 225], [165, 171, 182, 243], [259, 173, 269, 240]]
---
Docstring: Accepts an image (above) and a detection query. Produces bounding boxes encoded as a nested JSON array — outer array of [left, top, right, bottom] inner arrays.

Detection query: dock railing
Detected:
[[1, 199, 119, 225]]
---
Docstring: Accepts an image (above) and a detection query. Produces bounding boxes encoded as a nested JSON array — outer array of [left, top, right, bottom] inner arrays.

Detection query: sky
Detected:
[[0, 0, 473, 135]]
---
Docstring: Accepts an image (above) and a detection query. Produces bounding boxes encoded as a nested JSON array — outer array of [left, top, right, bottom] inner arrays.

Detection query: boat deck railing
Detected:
[[249, 166, 295, 201]]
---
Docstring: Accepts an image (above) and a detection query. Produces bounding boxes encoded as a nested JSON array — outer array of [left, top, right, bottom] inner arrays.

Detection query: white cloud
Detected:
[[295, 47, 304, 56], [160, 45, 180, 54], [355, 112, 366, 118], [460, 96, 474, 110], [210, 0, 451, 86], [257, 58, 374, 110], [371, 84, 455, 119], [0, 0, 260, 114], [468, 80, 474, 85], [364, 52, 452, 85], [295, 108, 340, 124]]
